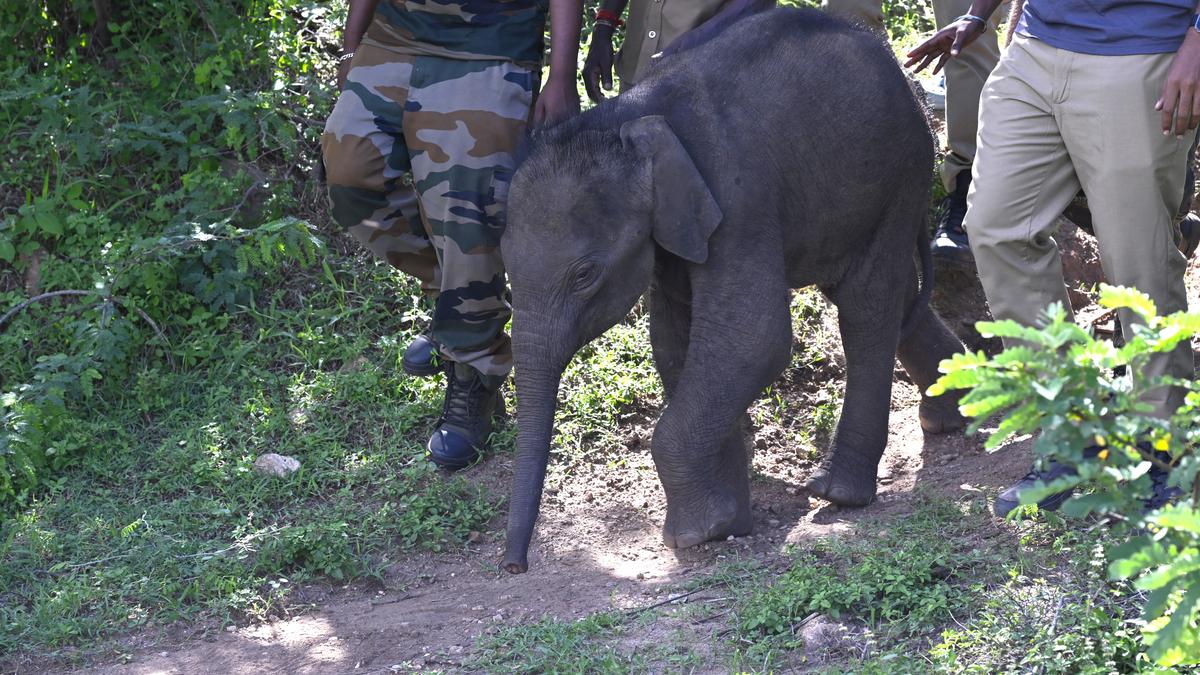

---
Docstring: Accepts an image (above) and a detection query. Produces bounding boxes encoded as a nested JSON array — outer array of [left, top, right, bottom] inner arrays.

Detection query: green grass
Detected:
[[0, 260, 500, 659], [472, 612, 649, 674], [554, 309, 661, 460]]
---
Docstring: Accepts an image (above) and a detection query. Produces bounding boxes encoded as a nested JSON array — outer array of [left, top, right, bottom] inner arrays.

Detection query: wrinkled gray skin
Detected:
[[499, 6, 967, 573]]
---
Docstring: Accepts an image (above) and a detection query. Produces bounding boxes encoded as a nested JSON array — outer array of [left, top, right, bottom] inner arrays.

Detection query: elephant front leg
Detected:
[[804, 286, 903, 507], [649, 253, 693, 401], [650, 302, 791, 549], [655, 415, 756, 548]]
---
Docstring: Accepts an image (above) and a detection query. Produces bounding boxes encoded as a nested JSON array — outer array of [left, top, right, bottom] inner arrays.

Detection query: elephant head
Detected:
[[499, 114, 723, 573]]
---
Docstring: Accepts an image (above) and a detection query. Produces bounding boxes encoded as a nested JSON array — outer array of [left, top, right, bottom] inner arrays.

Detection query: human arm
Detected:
[[533, 0, 584, 127], [337, 0, 382, 91], [1157, 4, 1200, 137], [904, 0, 1004, 74], [583, 0, 629, 102]]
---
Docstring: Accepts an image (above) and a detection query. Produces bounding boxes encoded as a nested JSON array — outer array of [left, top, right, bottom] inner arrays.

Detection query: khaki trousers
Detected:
[[968, 34, 1195, 416], [822, 0, 1005, 190]]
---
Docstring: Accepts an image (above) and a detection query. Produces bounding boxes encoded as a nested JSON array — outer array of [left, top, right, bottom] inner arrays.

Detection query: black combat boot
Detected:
[[427, 362, 501, 470], [402, 334, 441, 376], [931, 171, 973, 268]]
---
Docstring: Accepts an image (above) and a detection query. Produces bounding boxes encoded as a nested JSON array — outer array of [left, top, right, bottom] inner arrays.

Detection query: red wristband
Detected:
[[595, 9, 625, 26]]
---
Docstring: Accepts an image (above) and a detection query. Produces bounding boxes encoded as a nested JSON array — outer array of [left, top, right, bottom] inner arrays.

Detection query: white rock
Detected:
[[253, 453, 301, 477]]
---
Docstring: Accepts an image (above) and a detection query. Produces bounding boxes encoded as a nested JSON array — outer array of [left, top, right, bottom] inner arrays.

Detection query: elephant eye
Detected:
[[571, 263, 598, 291]]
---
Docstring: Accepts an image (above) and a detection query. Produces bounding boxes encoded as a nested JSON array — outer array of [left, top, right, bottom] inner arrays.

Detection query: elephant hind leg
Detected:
[[805, 244, 909, 507], [898, 298, 968, 434]]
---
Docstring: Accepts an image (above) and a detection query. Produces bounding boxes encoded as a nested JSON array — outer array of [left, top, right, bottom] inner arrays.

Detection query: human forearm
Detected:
[[964, 0, 1005, 23], [546, 0, 584, 85], [906, 0, 1004, 71], [342, 0, 382, 53]]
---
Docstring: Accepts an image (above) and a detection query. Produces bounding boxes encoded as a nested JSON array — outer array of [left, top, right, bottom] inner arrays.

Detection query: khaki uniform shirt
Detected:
[[615, 0, 729, 86]]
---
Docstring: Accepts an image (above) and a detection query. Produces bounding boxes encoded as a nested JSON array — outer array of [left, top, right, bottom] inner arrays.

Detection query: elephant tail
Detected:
[[658, 0, 776, 58], [900, 222, 934, 338]]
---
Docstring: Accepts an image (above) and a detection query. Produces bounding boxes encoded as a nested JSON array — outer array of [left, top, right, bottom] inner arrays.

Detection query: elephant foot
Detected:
[[918, 393, 966, 435], [661, 492, 752, 549], [803, 460, 877, 507]]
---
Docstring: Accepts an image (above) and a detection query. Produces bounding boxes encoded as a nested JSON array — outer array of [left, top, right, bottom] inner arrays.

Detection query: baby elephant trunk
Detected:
[[501, 364, 563, 573]]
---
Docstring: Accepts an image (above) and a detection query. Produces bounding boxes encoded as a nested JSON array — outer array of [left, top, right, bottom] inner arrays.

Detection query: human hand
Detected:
[[1157, 30, 1200, 137], [904, 18, 986, 74], [583, 24, 616, 103], [533, 74, 580, 127]]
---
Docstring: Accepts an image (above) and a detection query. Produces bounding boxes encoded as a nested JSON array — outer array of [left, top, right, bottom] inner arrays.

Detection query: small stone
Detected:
[[800, 614, 851, 658], [726, 535, 735, 541], [768, 519, 781, 527], [159, 652, 169, 657], [252, 453, 301, 478], [492, 613, 503, 621], [225, 625, 236, 633], [785, 487, 799, 496], [467, 530, 483, 543]]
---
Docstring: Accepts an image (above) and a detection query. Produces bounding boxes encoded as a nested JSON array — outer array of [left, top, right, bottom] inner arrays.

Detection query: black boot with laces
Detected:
[[427, 362, 501, 470], [931, 171, 974, 268]]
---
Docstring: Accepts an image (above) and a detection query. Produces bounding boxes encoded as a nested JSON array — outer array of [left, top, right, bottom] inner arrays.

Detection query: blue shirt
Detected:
[[1018, 0, 1195, 56]]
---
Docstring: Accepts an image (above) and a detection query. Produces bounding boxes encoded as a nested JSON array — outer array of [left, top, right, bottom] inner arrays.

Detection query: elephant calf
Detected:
[[499, 2, 967, 573]]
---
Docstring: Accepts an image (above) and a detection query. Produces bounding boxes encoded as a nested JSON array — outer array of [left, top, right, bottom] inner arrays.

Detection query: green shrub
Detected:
[[932, 285, 1200, 666]]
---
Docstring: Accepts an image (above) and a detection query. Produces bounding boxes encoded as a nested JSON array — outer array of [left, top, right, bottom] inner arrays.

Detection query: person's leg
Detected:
[[404, 56, 535, 467], [930, 0, 1006, 265], [820, 0, 884, 32], [1060, 50, 1195, 419], [966, 35, 1094, 517], [933, 0, 1004, 191], [322, 46, 443, 375], [969, 35, 1080, 330]]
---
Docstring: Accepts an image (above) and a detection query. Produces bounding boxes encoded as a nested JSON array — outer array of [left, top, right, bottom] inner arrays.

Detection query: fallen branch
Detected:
[[624, 580, 730, 616]]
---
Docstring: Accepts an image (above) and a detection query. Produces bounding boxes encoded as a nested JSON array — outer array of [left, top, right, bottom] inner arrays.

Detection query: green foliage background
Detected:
[[0, 0, 340, 506]]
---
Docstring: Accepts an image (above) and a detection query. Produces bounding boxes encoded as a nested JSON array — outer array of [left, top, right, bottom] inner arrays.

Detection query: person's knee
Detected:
[[962, 191, 1010, 253], [322, 135, 388, 193]]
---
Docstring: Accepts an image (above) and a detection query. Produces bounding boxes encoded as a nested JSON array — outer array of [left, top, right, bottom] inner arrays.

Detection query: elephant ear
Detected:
[[619, 116, 723, 264]]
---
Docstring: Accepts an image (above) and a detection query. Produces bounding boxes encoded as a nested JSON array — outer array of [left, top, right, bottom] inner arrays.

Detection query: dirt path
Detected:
[[56, 225, 1200, 674], [76, 345, 1030, 672]]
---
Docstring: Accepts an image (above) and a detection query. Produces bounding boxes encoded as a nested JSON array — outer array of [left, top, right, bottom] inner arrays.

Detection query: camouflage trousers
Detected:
[[322, 44, 535, 382]]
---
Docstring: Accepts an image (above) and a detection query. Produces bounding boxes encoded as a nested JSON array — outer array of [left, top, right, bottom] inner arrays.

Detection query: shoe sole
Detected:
[[428, 452, 479, 471], [402, 359, 441, 377]]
